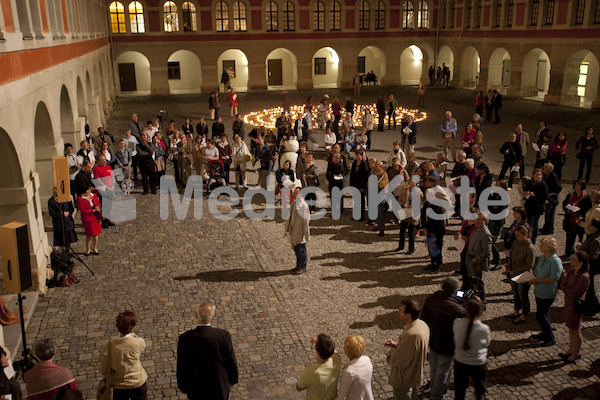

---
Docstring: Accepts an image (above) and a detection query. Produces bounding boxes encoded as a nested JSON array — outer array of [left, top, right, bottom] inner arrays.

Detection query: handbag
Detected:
[[574, 287, 600, 316], [97, 340, 113, 400]]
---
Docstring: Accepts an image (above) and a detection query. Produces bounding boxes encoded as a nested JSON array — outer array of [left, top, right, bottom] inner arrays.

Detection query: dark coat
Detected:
[[421, 291, 466, 355], [177, 326, 238, 400], [48, 198, 77, 246], [349, 159, 369, 190], [524, 179, 549, 216]]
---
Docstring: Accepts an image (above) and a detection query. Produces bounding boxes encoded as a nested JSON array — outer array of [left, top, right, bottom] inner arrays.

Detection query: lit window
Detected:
[[313, 1, 324, 31], [375, 1, 385, 29], [531, 0, 540, 25], [109, 2, 126, 33], [330, 1, 341, 30], [578, 62, 589, 97], [403, 1, 414, 28], [574, 0, 586, 24], [183, 2, 197, 31], [164, 1, 179, 31], [283, 1, 294, 31], [266, 1, 278, 31], [314, 58, 326, 75], [359, 1, 370, 30], [216, 1, 229, 31], [129, 2, 145, 33], [418, 1, 428, 28], [234, 2, 247, 31]]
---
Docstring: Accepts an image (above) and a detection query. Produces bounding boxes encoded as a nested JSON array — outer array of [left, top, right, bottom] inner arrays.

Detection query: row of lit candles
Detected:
[[243, 104, 427, 129]]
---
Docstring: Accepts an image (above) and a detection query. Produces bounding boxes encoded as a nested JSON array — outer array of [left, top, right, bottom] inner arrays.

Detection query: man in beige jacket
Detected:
[[285, 187, 310, 275], [385, 298, 430, 400]]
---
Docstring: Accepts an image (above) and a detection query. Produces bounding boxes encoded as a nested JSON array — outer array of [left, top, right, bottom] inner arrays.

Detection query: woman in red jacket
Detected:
[[76, 186, 102, 255]]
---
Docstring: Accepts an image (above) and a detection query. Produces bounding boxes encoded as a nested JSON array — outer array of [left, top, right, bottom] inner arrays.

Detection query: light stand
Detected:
[[13, 293, 37, 381]]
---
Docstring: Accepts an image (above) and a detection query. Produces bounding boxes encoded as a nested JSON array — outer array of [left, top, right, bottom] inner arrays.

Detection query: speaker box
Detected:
[[52, 156, 71, 203], [0, 222, 32, 294]]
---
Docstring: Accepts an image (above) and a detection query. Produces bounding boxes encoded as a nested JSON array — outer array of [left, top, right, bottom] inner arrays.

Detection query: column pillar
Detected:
[[201, 64, 218, 93], [386, 60, 401, 86], [451, 62, 462, 88], [543, 68, 564, 106], [475, 65, 488, 93], [248, 63, 267, 92], [296, 62, 313, 90], [592, 72, 600, 110], [150, 66, 170, 96], [338, 62, 354, 89], [506, 65, 523, 99]]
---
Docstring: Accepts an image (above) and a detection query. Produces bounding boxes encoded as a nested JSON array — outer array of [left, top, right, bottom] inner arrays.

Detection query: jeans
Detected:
[[294, 243, 307, 271], [454, 361, 486, 400], [393, 386, 418, 400], [578, 152, 594, 181], [542, 204, 556, 232], [535, 296, 556, 341], [388, 109, 396, 129], [429, 351, 454, 400], [399, 220, 415, 250], [511, 280, 531, 314], [114, 382, 148, 400], [528, 214, 541, 244]]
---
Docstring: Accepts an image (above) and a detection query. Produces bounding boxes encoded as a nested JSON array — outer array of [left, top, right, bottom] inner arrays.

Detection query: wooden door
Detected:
[[268, 59, 283, 86], [118, 63, 137, 91]]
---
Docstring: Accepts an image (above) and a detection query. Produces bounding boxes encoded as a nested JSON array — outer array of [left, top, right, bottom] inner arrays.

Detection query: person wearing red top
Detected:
[[549, 132, 568, 179], [92, 155, 115, 228], [228, 88, 238, 117], [76, 186, 102, 255], [461, 123, 476, 156]]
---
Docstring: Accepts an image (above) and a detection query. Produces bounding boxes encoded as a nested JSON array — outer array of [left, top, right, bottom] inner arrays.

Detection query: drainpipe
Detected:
[[107, 1, 116, 96]]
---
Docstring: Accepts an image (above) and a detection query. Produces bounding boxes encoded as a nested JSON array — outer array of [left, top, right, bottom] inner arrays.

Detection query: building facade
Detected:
[[110, 0, 600, 109], [0, 0, 115, 292]]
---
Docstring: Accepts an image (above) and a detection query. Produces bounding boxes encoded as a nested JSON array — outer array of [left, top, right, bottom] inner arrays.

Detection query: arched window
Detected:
[[506, 0, 514, 26], [182, 2, 197, 31], [129, 1, 145, 33], [418, 1, 428, 28], [216, 1, 229, 31], [313, 1, 325, 31], [531, 0, 540, 25], [234, 2, 247, 31], [403, 1, 414, 28], [465, 0, 472, 27], [574, 0, 585, 24], [545, 0, 555, 24], [266, 1, 278, 31], [359, 1, 370, 30], [164, 1, 179, 31], [494, 0, 501, 26], [375, 1, 385, 29], [109, 1, 125, 33], [282, 1, 294, 31], [330, 1, 341, 30]]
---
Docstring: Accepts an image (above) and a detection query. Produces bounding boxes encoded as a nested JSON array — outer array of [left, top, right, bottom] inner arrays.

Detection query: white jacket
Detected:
[[337, 355, 374, 400]]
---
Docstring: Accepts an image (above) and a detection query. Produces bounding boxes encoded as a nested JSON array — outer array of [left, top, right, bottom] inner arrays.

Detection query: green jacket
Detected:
[[508, 239, 535, 276]]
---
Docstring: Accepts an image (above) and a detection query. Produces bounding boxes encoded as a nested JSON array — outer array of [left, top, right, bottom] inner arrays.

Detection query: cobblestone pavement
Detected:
[[23, 86, 600, 399]]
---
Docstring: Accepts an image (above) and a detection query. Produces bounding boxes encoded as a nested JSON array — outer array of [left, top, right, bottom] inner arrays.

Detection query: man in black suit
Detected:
[[492, 90, 503, 124], [177, 300, 238, 400]]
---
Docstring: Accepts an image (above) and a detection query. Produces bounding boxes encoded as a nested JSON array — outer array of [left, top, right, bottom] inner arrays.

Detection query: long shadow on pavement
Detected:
[[173, 268, 291, 282], [487, 358, 566, 387]]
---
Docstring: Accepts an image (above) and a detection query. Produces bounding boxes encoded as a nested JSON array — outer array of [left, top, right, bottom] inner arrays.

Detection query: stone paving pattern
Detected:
[[22, 85, 600, 399]]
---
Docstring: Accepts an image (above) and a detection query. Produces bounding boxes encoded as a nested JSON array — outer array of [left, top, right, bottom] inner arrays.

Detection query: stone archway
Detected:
[[438, 45, 455, 83], [357, 46, 387, 84], [460, 46, 480, 89], [34, 102, 60, 202], [217, 49, 249, 92], [562, 50, 599, 108], [520, 48, 551, 99], [488, 47, 511, 91], [266, 48, 298, 91], [60, 85, 78, 146], [168, 50, 202, 94], [312, 47, 341, 89]]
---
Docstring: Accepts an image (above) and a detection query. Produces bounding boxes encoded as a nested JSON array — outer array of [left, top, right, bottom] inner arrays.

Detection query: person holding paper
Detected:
[[505, 226, 535, 324], [530, 238, 563, 347], [498, 133, 522, 189], [460, 123, 476, 156], [439, 111, 458, 162], [403, 115, 418, 155], [563, 180, 589, 257]]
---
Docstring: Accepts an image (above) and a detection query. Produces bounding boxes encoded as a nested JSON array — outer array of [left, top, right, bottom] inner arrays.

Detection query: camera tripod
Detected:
[[13, 293, 38, 380]]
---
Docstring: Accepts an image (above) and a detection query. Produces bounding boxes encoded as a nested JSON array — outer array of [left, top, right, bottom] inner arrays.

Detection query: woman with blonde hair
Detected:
[[530, 237, 563, 347], [337, 335, 373, 400]]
